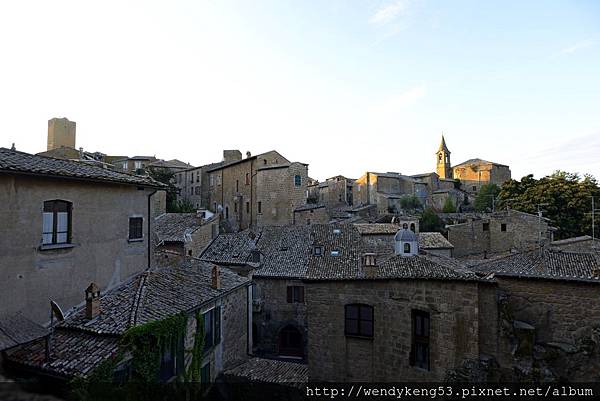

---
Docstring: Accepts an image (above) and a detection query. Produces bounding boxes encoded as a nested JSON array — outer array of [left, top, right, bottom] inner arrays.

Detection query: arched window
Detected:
[[278, 325, 303, 357], [345, 304, 373, 338], [404, 243, 411, 254], [42, 200, 72, 245], [410, 223, 416, 232], [403, 223, 408, 229]]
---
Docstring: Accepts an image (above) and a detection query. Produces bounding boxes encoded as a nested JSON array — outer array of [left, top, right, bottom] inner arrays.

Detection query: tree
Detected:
[[474, 184, 500, 212], [442, 197, 456, 213], [497, 171, 600, 239], [420, 207, 444, 232], [147, 167, 180, 212], [400, 195, 422, 211]]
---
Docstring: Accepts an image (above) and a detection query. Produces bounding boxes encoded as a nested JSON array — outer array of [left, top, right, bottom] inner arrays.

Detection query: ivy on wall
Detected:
[[69, 311, 207, 400]]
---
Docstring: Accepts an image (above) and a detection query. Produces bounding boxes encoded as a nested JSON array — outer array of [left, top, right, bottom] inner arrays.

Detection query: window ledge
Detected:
[[344, 334, 374, 340], [128, 238, 144, 243], [39, 243, 76, 251]]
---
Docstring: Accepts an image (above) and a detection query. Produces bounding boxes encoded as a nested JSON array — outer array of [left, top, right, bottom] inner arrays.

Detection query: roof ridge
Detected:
[[127, 272, 149, 328]]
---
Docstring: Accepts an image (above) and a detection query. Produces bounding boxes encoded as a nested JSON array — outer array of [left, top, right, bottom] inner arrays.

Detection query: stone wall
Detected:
[[0, 175, 153, 323], [453, 163, 511, 194], [306, 279, 492, 381], [493, 277, 600, 381], [253, 278, 307, 359], [294, 207, 329, 225], [187, 280, 250, 382], [448, 210, 550, 257], [255, 163, 308, 227]]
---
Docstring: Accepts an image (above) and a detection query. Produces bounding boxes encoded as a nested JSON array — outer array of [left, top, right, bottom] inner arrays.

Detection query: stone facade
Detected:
[[354, 172, 419, 214], [206, 150, 310, 230], [47, 117, 76, 151], [306, 279, 495, 381], [491, 277, 600, 381], [256, 162, 308, 227], [253, 278, 307, 360], [195, 279, 251, 381], [0, 174, 163, 323], [293, 205, 329, 225], [452, 160, 511, 195], [317, 176, 355, 210], [447, 210, 552, 257]]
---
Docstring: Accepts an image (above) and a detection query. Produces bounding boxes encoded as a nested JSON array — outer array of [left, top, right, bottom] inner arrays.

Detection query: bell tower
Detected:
[[436, 135, 452, 179]]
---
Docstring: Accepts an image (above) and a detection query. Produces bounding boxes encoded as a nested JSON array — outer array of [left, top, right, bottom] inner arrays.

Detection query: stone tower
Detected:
[[436, 135, 452, 179], [47, 117, 76, 151]]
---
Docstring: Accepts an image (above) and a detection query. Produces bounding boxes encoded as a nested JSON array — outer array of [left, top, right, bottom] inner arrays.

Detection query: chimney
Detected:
[[79, 147, 84, 159], [362, 253, 378, 277], [211, 265, 221, 289], [246, 151, 251, 158], [85, 282, 101, 320]]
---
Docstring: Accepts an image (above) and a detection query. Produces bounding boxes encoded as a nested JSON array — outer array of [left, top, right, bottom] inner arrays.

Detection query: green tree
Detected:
[[420, 207, 444, 232], [400, 195, 422, 211], [442, 197, 456, 213], [147, 167, 180, 212], [497, 171, 600, 239], [474, 183, 500, 212]]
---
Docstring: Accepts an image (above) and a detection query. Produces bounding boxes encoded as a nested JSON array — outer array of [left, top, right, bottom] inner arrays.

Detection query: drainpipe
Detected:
[[147, 188, 158, 269]]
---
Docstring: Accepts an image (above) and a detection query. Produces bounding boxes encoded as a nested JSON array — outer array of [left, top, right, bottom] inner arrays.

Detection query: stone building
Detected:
[[316, 175, 355, 210], [353, 172, 422, 215], [112, 155, 157, 175], [471, 249, 600, 381], [293, 203, 329, 225], [434, 135, 511, 195], [4, 261, 252, 387], [304, 224, 496, 382], [447, 209, 554, 257], [47, 117, 76, 151], [0, 147, 166, 324], [200, 226, 312, 361], [207, 150, 308, 230], [174, 161, 223, 210], [154, 211, 219, 263]]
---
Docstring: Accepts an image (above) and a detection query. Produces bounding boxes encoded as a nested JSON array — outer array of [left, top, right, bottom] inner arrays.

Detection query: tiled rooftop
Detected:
[[224, 357, 308, 387], [5, 262, 250, 378], [471, 249, 600, 283], [419, 232, 454, 249], [0, 148, 165, 188], [294, 203, 325, 212], [0, 313, 49, 351], [154, 213, 207, 244]]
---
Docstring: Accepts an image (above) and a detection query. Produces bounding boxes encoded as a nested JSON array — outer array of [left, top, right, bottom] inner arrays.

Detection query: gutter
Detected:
[[147, 189, 158, 269]]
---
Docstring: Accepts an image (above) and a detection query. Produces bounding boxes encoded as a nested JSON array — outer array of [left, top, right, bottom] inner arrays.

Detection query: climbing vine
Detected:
[[69, 310, 206, 400]]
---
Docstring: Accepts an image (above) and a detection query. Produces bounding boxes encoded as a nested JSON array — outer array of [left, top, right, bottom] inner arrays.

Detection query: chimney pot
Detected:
[[85, 282, 101, 320]]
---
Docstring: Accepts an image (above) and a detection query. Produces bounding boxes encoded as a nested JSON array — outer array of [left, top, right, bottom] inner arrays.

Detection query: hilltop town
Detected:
[[1, 117, 600, 398]]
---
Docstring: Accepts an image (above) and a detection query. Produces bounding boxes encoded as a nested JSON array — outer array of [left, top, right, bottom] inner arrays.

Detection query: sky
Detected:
[[0, 0, 599, 181]]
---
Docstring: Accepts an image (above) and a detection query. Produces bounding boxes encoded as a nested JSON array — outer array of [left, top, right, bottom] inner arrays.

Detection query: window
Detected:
[[42, 200, 72, 245], [472, 185, 477, 191], [134, 161, 142, 170], [410, 310, 430, 370], [203, 306, 221, 352], [245, 172, 250, 185], [404, 243, 411, 254], [246, 201, 250, 214], [200, 363, 211, 385], [501, 223, 507, 232], [236, 180, 239, 192], [196, 172, 199, 183], [234, 202, 238, 213], [313, 246, 323, 256], [129, 217, 143, 240], [483, 222, 490, 232], [195, 186, 201, 195], [410, 223, 416, 232], [294, 175, 302, 187], [333, 228, 341, 235], [257, 201, 262, 214], [210, 175, 215, 186], [345, 304, 373, 338], [159, 334, 184, 382], [263, 159, 267, 165], [403, 223, 408, 229], [287, 286, 304, 303], [331, 250, 340, 256], [225, 206, 229, 219], [279, 325, 303, 357]]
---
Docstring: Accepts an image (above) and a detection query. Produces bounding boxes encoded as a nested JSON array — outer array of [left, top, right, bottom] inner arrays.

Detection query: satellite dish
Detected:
[[50, 300, 65, 322]]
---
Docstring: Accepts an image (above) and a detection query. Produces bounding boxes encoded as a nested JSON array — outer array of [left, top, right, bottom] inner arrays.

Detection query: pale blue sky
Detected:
[[0, 0, 598, 180]]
